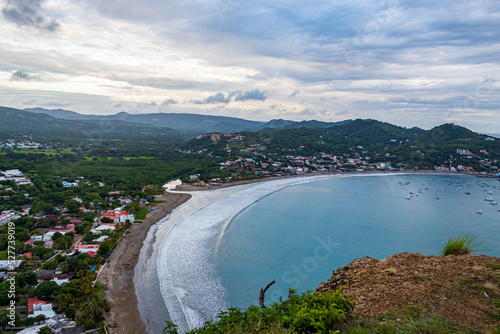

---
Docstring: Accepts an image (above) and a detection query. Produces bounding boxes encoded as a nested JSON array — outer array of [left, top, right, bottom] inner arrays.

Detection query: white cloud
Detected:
[[0, 0, 499, 132]]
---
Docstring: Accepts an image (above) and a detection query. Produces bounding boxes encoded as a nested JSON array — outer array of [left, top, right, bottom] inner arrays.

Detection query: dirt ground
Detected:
[[316, 252, 500, 333]]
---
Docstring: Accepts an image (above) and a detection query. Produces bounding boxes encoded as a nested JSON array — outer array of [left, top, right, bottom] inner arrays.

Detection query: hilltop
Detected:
[[316, 253, 500, 333]]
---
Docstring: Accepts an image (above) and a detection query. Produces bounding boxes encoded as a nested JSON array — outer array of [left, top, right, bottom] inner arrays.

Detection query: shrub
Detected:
[[164, 290, 354, 334], [440, 234, 481, 256]]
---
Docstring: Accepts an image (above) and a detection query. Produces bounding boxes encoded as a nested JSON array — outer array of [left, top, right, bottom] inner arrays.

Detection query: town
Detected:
[[0, 167, 163, 332]]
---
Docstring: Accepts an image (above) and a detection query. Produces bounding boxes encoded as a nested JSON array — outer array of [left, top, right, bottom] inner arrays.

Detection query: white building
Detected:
[[0, 211, 20, 226]]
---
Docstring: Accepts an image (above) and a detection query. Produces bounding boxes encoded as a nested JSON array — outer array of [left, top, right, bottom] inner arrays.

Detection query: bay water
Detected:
[[149, 173, 500, 333], [215, 174, 500, 309]]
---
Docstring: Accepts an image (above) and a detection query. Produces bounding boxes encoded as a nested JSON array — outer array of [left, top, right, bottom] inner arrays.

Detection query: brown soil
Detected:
[[316, 252, 500, 333], [97, 192, 191, 334]]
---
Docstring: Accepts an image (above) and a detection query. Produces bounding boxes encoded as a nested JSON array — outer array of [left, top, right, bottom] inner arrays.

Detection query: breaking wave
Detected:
[[156, 176, 329, 333]]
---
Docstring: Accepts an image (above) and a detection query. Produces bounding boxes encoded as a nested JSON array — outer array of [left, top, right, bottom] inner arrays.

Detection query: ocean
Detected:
[[139, 173, 500, 333]]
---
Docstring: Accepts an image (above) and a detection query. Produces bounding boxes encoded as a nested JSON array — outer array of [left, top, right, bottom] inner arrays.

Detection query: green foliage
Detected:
[[133, 207, 149, 220], [440, 233, 481, 256], [34, 280, 61, 299], [38, 326, 52, 334], [164, 290, 353, 334], [342, 305, 474, 334]]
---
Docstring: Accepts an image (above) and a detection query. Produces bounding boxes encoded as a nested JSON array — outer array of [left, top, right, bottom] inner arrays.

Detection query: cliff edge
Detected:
[[316, 253, 500, 333]]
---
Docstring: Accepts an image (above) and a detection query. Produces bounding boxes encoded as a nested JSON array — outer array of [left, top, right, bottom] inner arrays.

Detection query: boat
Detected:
[[487, 190, 494, 195], [485, 197, 494, 202], [476, 210, 483, 214], [405, 195, 412, 200], [434, 196, 439, 200], [491, 202, 498, 206], [465, 191, 471, 195]]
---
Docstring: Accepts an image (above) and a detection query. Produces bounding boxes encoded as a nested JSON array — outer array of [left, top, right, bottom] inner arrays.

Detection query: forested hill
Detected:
[[0, 106, 179, 141], [390, 123, 500, 168], [195, 119, 426, 155], [24, 107, 352, 134], [181, 119, 499, 170]]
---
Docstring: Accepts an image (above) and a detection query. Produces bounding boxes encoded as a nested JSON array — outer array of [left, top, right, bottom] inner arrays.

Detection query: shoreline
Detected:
[[157, 175, 334, 332], [101, 170, 493, 334], [97, 192, 191, 334]]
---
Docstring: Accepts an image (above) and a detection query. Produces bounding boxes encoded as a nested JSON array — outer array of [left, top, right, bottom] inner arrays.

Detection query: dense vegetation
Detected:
[[1, 105, 499, 332], [164, 290, 354, 334]]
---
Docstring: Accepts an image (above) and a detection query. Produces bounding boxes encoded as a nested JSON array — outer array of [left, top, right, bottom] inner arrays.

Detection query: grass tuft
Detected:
[[440, 233, 481, 256]]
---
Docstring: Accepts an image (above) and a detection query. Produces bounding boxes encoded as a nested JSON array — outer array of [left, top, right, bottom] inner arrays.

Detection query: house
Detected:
[[3, 169, 23, 178], [18, 252, 32, 259], [27, 300, 56, 319], [73, 243, 100, 255], [93, 235, 109, 243], [27, 297, 46, 312], [62, 181, 79, 187], [0, 260, 23, 270], [119, 198, 132, 205], [18, 314, 82, 334], [43, 224, 75, 242], [99, 209, 134, 225], [0, 211, 20, 226], [90, 225, 116, 234]]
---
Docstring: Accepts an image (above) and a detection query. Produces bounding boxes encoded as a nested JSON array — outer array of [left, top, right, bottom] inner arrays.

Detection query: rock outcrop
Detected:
[[316, 252, 500, 332]]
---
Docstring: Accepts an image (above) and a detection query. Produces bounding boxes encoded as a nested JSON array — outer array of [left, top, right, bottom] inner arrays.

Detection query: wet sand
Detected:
[[97, 192, 191, 334]]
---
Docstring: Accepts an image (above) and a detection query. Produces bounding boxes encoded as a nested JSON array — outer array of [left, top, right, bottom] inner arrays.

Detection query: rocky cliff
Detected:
[[316, 253, 500, 333]]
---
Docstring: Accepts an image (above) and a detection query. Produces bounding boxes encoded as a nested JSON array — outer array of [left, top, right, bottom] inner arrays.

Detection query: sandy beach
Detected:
[[97, 191, 191, 334], [100, 171, 435, 333], [156, 175, 333, 333]]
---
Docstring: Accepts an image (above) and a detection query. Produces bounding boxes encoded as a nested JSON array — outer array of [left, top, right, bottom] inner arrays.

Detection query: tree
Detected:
[[37, 326, 51, 334], [51, 232, 63, 241], [65, 199, 81, 213], [34, 280, 60, 299]]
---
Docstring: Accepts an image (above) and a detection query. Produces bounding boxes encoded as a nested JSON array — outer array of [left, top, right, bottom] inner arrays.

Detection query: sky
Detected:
[[0, 0, 499, 133]]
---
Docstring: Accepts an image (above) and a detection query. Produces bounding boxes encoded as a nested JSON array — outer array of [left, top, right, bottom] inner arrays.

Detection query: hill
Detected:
[[0, 106, 179, 140], [316, 252, 500, 333], [185, 119, 424, 156], [23, 107, 353, 134], [391, 123, 500, 169]]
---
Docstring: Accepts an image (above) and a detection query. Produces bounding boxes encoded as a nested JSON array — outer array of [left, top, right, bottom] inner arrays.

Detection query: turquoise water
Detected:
[[216, 174, 500, 309]]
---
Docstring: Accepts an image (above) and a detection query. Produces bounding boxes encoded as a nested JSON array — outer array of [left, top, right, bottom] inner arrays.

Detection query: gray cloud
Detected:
[[299, 108, 328, 116], [192, 92, 231, 104], [10, 70, 40, 81], [161, 98, 178, 106], [192, 89, 267, 104], [234, 89, 267, 101], [2, 0, 60, 32], [289, 90, 300, 98]]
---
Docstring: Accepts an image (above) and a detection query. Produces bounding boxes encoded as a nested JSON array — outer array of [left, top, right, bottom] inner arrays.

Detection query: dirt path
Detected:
[[97, 192, 191, 334]]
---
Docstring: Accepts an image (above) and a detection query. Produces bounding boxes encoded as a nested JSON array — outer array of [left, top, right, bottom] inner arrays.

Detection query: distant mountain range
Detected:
[[0, 106, 179, 140], [23, 107, 352, 134], [2, 106, 499, 168]]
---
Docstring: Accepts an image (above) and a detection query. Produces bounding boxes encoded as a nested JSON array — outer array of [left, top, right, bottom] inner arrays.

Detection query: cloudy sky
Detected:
[[0, 0, 499, 133]]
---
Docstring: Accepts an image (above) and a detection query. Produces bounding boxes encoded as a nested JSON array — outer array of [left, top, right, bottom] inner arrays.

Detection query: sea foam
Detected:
[[157, 176, 329, 333]]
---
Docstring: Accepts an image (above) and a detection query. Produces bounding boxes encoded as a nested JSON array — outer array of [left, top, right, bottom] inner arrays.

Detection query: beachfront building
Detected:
[[91, 225, 116, 234], [98, 208, 134, 226]]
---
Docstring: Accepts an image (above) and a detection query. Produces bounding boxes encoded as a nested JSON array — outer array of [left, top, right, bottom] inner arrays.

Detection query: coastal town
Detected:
[[0, 123, 499, 333], [0, 167, 163, 332], [180, 131, 499, 183]]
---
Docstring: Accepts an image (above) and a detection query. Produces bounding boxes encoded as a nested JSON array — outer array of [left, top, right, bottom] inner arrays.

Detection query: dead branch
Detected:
[[259, 280, 276, 308]]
